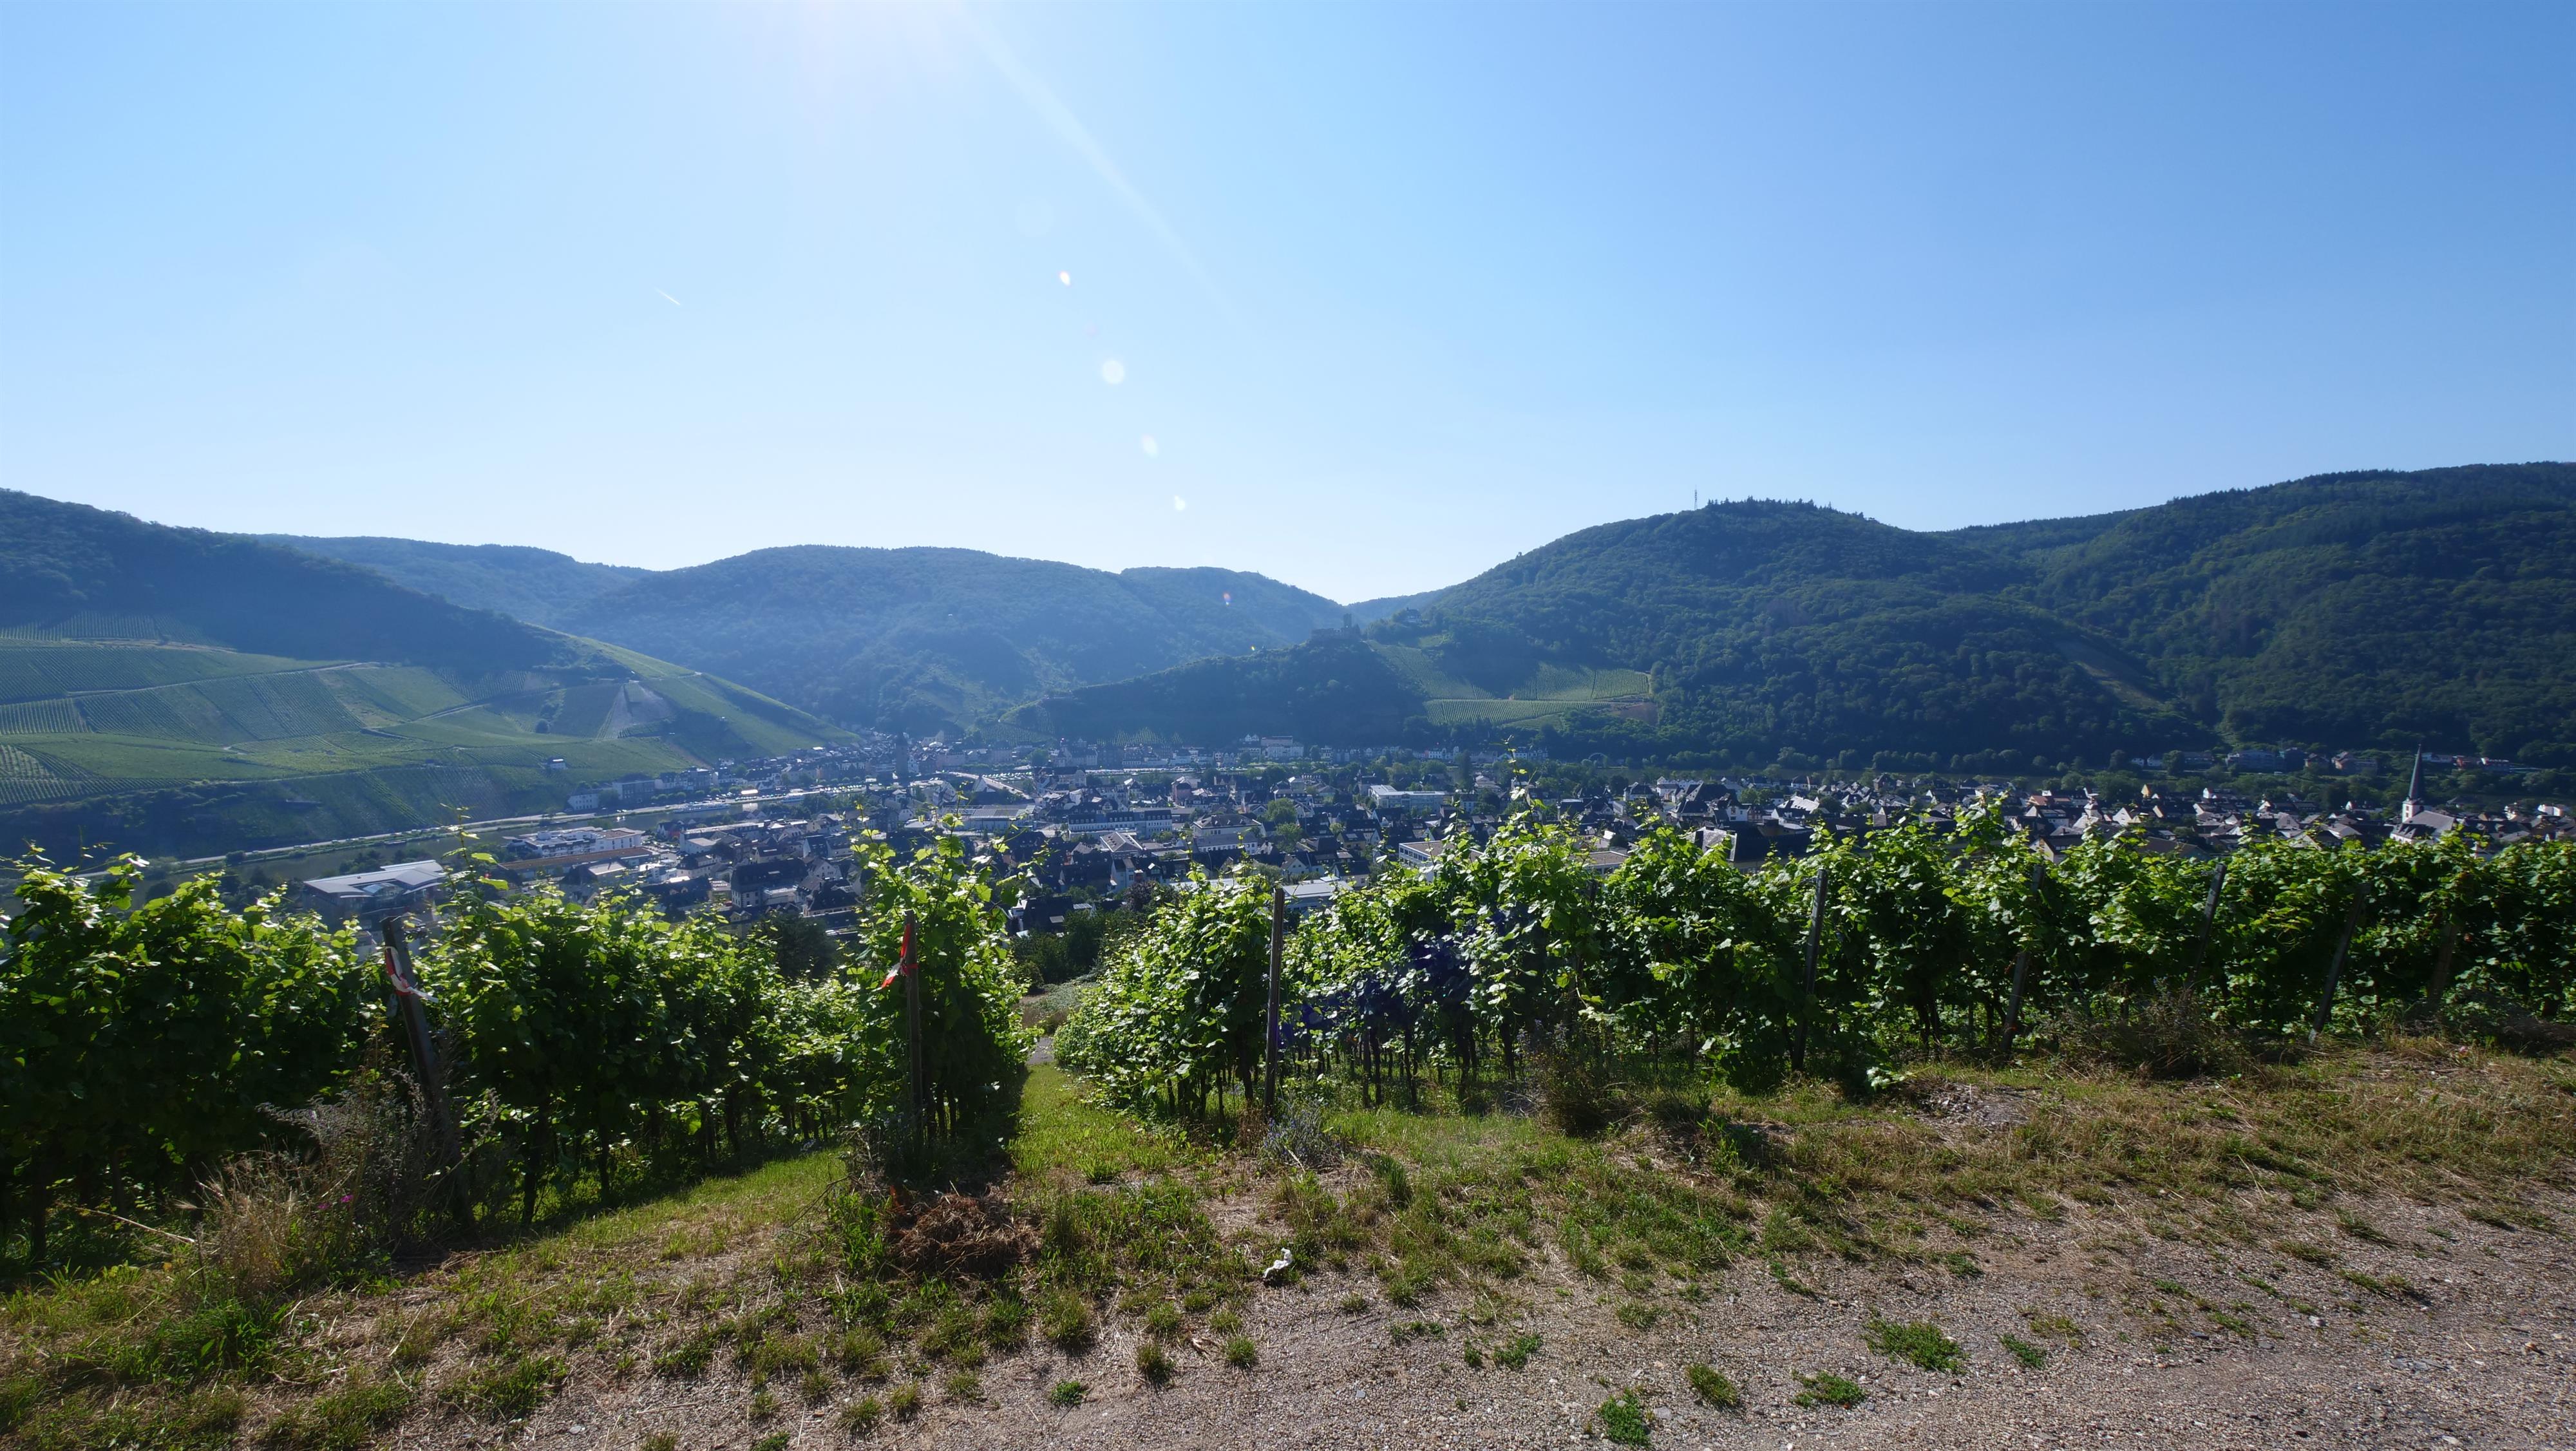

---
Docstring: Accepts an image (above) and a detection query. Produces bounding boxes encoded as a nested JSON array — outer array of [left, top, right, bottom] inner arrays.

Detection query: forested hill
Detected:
[[259, 535, 650, 629], [544, 547, 1347, 734], [35, 461, 2568, 765], [1008, 632, 1428, 747], [1015, 504, 2190, 763], [1012, 465, 2576, 766], [3, 491, 571, 670], [1412, 499, 2195, 764], [270, 534, 1352, 734], [1963, 464, 2576, 755]]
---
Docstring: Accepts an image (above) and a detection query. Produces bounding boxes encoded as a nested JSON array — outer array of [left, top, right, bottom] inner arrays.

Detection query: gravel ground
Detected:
[[388, 1185, 2575, 1451]]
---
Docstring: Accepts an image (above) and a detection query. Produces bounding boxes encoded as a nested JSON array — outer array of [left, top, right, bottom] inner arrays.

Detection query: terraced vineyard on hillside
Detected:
[[0, 636, 847, 856], [1373, 645, 1658, 728]]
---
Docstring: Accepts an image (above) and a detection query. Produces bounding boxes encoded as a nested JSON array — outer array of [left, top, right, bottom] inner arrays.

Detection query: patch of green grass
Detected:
[[920, 1304, 988, 1367], [12, 1388, 247, 1451], [1389, 1319, 1445, 1343], [1338, 1291, 1370, 1314], [1866, 1316, 1966, 1372], [652, 1328, 719, 1378], [2276, 1240, 2334, 1266], [838, 1396, 884, 1433], [1209, 1307, 1242, 1334], [444, 1354, 565, 1421], [1224, 1335, 1258, 1369], [2023, 1309, 2083, 1345], [1768, 1258, 1820, 1297], [1135, 1339, 1173, 1386], [1037, 1289, 1095, 1352], [1685, 1362, 1739, 1408], [751, 1435, 790, 1451], [748, 1331, 820, 1378], [2339, 1268, 2420, 1300], [386, 1316, 440, 1369], [1938, 1251, 1982, 1278], [1144, 1302, 1183, 1340], [942, 1368, 983, 1403], [1596, 1389, 1652, 1446], [1493, 1331, 1542, 1369], [254, 1375, 413, 1450], [1015, 1064, 1200, 1181], [1048, 1378, 1087, 1407], [832, 1327, 888, 1378], [2465, 1201, 2555, 1233], [1614, 1300, 1660, 1331], [887, 1381, 923, 1418], [1794, 1371, 1866, 1408], [2000, 1334, 2048, 1368], [1029, 1177, 1244, 1320]]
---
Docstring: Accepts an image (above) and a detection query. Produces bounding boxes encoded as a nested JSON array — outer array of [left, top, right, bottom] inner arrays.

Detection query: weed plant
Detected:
[[1865, 1317, 1967, 1372], [1596, 1388, 1652, 1446], [1685, 1362, 1740, 1408], [1794, 1372, 1866, 1407]]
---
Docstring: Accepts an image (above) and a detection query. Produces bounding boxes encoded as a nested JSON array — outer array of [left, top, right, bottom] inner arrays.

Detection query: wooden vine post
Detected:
[[901, 911, 925, 1143], [1794, 862, 1828, 1073], [378, 916, 459, 1168], [1264, 884, 1285, 1115], [2185, 860, 2228, 995], [2000, 863, 2045, 1050], [2310, 886, 2369, 1047]]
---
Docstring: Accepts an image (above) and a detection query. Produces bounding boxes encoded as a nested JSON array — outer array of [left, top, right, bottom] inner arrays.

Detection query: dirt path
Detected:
[[386, 1186, 2574, 1451]]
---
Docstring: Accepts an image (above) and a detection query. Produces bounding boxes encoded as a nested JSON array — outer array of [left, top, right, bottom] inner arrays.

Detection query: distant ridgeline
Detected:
[[1009, 464, 2576, 772], [267, 535, 1354, 737], [0, 491, 847, 859], [3, 460, 2570, 860]]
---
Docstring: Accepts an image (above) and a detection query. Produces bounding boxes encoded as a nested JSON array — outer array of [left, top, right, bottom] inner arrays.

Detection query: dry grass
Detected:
[[1, 1043, 2562, 1450], [1280, 1040, 2573, 1309], [1752, 1039, 2576, 1238]]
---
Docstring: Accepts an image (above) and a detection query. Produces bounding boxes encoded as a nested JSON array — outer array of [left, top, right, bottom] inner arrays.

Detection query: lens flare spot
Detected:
[[1141, 434, 1159, 457], [1222, 591, 1233, 606], [1172, 495, 1188, 512], [1101, 359, 1126, 385], [1057, 270, 1071, 286]]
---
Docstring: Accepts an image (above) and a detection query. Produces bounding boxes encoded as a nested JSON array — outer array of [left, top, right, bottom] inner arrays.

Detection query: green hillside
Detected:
[[1966, 464, 2576, 759], [0, 495, 848, 858], [269, 531, 1356, 734], [23, 462, 2571, 784], [1007, 466, 2576, 766], [257, 535, 650, 627], [1007, 629, 1665, 746], [1, 490, 571, 670], [0, 637, 846, 857], [545, 545, 1350, 733], [1007, 632, 1426, 746]]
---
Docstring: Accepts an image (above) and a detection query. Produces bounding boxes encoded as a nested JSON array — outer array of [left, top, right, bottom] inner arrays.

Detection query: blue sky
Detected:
[[3, 3, 2568, 603]]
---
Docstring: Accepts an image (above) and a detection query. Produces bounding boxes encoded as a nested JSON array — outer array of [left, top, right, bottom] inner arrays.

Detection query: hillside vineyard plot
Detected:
[[1061, 812, 2575, 1110], [2, 810, 2572, 1449]]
